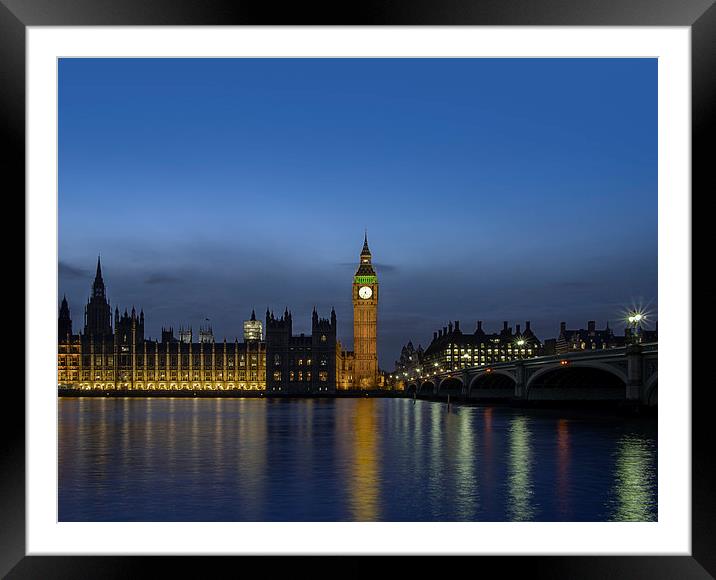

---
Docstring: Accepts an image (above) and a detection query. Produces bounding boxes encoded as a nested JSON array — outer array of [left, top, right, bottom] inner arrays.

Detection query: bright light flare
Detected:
[[621, 301, 654, 328]]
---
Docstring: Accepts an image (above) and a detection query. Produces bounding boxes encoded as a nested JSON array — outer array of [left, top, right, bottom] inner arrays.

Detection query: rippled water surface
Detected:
[[58, 397, 657, 521]]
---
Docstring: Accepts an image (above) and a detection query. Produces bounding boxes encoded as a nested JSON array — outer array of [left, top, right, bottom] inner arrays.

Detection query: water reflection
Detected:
[[428, 402, 443, 518], [236, 399, 267, 521], [507, 416, 535, 521], [609, 434, 657, 521], [454, 409, 478, 519], [481, 407, 495, 509], [556, 419, 571, 519], [348, 399, 380, 521], [58, 398, 656, 522]]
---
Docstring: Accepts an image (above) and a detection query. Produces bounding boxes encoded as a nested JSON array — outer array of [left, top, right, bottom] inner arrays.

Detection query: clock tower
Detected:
[[353, 233, 379, 388]]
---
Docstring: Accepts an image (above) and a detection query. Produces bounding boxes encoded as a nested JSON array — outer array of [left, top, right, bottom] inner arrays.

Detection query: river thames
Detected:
[[58, 397, 657, 522]]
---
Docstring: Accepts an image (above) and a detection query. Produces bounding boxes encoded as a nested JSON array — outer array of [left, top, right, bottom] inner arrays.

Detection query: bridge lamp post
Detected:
[[627, 311, 645, 344], [516, 338, 525, 360]]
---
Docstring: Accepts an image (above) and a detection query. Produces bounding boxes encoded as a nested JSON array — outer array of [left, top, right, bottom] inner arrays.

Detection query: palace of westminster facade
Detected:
[[58, 236, 382, 393]]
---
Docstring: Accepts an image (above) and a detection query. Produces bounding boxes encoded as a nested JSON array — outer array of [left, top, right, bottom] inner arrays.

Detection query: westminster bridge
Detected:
[[403, 343, 658, 406]]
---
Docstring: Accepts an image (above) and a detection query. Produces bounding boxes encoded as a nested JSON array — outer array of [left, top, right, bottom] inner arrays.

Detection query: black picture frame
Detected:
[[5, 0, 710, 576]]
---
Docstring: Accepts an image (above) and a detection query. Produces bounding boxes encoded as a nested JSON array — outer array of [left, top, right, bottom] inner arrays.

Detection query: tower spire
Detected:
[[362, 230, 370, 255], [58, 294, 72, 338], [85, 254, 112, 336]]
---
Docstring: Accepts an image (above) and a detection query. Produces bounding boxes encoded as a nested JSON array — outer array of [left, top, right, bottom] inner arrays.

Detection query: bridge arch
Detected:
[[526, 362, 627, 402], [406, 383, 418, 396], [437, 376, 463, 396], [418, 380, 436, 396], [468, 371, 516, 399]]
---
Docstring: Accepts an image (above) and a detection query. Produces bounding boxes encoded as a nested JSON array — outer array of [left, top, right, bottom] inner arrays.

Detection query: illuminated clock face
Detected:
[[358, 286, 373, 300]]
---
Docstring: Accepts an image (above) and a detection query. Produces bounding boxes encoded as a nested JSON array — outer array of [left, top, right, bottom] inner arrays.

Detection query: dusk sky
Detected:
[[59, 58, 657, 367]]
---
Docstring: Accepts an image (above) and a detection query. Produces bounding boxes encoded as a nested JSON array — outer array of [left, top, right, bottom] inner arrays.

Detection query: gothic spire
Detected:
[[86, 254, 112, 336], [356, 230, 375, 273], [361, 230, 371, 256], [91, 254, 107, 299], [95, 255, 103, 283], [58, 294, 72, 338]]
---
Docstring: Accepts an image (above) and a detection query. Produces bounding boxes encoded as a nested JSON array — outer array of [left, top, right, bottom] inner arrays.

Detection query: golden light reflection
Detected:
[[190, 397, 200, 476], [508, 415, 535, 521], [120, 397, 131, 471], [213, 398, 224, 468], [144, 398, 153, 468], [236, 399, 267, 520], [410, 399, 424, 477], [348, 399, 380, 521], [96, 397, 109, 472], [167, 398, 177, 480], [610, 434, 657, 521]]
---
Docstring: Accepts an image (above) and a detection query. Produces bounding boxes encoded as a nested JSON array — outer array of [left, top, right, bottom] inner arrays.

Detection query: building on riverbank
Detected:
[[58, 318, 267, 391], [264, 307, 337, 394], [390, 319, 543, 386], [422, 319, 543, 371], [552, 320, 623, 354], [58, 256, 357, 392], [57, 257, 267, 391], [58, 234, 388, 393], [542, 319, 657, 355]]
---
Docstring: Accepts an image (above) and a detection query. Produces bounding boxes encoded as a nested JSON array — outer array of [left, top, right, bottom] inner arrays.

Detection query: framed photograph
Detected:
[[7, 0, 710, 576]]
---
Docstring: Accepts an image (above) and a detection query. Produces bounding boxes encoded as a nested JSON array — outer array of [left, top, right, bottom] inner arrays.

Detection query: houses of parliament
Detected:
[[57, 235, 383, 393]]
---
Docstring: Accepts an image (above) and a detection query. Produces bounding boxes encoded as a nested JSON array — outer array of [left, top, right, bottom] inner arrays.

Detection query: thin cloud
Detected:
[[144, 273, 182, 285], [59, 261, 89, 279]]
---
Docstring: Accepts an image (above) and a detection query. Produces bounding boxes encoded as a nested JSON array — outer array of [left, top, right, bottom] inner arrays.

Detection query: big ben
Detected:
[[353, 233, 379, 388]]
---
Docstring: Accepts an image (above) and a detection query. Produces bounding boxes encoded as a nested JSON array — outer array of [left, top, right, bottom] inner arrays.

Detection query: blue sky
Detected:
[[59, 58, 657, 366]]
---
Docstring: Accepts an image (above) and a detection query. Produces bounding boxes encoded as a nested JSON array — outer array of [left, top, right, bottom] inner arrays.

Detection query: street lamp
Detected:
[[626, 310, 646, 344]]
